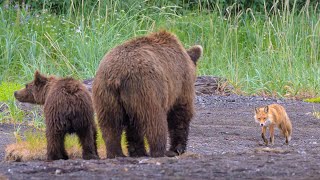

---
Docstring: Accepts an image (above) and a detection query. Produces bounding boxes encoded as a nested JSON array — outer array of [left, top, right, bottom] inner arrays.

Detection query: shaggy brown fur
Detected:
[[14, 71, 98, 160], [92, 30, 202, 158]]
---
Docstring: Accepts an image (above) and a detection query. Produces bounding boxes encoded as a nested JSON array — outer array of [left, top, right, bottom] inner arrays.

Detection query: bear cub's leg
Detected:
[[77, 126, 99, 160], [46, 131, 68, 160], [166, 102, 193, 157]]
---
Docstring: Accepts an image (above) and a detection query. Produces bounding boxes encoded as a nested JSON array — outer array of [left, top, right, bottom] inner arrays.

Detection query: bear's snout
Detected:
[[14, 90, 22, 100], [13, 89, 36, 104]]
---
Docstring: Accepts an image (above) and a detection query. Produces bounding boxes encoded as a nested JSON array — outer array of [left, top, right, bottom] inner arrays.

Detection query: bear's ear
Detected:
[[34, 70, 47, 85], [187, 45, 203, 65]]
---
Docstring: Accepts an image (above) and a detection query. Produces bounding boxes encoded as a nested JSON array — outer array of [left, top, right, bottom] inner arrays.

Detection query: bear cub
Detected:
[[14, 71, 98, 160]]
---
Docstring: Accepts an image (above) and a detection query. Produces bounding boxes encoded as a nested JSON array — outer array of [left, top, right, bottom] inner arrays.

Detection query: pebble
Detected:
[[55, 169, 62, 175]]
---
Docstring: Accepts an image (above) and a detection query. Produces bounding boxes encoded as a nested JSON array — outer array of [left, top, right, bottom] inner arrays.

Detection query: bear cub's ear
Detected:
[[34, 70, 48, 85], [187, 45, 203, 65]]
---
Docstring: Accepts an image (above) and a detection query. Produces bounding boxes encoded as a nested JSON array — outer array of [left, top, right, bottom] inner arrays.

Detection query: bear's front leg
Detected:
[[166, 102, 192, 157]]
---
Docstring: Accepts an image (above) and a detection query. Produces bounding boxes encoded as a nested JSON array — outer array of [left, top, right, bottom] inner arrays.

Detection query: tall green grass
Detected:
[[0, 82, 25, 124], [0, 1, 319, 98]]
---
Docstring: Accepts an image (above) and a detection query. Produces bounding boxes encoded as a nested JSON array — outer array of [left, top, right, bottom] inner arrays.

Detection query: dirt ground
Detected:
[[1, 93, 320, 179]]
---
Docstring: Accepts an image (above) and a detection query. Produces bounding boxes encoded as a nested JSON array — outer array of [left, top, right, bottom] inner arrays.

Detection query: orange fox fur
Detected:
[[254, 104, 292, 145]]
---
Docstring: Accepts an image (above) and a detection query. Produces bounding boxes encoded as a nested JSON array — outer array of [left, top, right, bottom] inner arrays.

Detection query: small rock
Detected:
[[55, 169, 62, 175], [138, 159, 148, 164], [226, 99, 235, 102], [298, 150, 306, 155]]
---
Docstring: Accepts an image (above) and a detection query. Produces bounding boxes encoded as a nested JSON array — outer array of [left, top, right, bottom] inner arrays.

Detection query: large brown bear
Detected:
[[92, 30, 202, 158], [14, 71, 99, 160]]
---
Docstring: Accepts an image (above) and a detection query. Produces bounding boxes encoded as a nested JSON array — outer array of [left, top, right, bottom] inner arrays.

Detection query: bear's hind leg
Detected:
[[126, 121, 147, 157], [144, 111, 168, 157], [103, 128, 124, 158], [77, 126, 99, 160], [46, 131, 68, 160], [93, 88, 125, 158], [166, 102, 193, 157]]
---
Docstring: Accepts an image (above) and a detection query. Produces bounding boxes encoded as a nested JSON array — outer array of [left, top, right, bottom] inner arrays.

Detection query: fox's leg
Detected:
[[261, 126, 268, 145], [269, 124, 275, 145], [283, 129, 290, 145], [279, 122, 290, 145]]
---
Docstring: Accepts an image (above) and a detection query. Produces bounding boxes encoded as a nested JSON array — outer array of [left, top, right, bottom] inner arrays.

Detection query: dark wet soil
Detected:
[[1, 93, 320, 179]]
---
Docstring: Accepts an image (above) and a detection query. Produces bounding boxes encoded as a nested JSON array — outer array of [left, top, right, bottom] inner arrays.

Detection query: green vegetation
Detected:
[[1, 1, 319, 97], [304, 97, 320, 103], [0, 82, 25, 124], [1, 0, 318, 98], [0, 82, 21, 102]]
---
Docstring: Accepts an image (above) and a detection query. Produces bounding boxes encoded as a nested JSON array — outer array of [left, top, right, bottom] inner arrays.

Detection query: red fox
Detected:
[[254, 104, 292, 145]]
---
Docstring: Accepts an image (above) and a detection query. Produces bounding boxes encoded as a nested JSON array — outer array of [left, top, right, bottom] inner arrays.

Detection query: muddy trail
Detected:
[[1, 86, 320, 179]]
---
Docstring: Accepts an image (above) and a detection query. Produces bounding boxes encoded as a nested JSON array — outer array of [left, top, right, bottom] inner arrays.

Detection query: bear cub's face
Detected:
[[14, 71, 49, 105]]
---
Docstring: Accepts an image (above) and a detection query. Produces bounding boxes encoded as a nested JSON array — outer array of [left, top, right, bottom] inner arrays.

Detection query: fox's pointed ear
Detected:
[[34, 70, 47, 85], [264, 106, 269, 113], [254, 107, 259, 113], [187, 45, 203, 65]]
